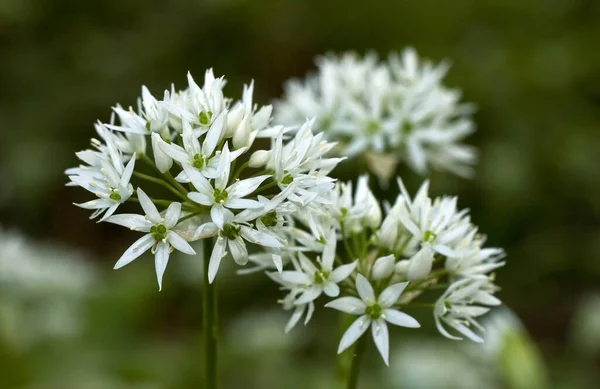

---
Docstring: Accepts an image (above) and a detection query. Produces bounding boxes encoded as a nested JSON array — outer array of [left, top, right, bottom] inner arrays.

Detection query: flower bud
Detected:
[[233, 116, 253, 149], [225, 104, 244, 138], [394, 259, 410, 274], [249, 150, 271, 168], [151, 133, 173, 173], [378, 216, 397, 250], [406, 246, 435, 281], [371, 254, 395, 280]]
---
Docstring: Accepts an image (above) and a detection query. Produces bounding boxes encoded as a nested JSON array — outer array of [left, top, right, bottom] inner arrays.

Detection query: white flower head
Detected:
[[326, 274, 420, 365], [106, 188, 196, 290]]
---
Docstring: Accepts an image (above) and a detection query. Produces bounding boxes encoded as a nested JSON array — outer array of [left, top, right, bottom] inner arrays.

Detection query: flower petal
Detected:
[[113, 234, 154, 269], [330, 261, 357, 283], [295, 286, 322, 305], [383, 309, 420, 328], [337, 315, 370, 354], [323, 282, 340, 297], [208, 237, 227, 283], [240, 226, 283, 248], [154, 241, 170, 291], [355, 274, 375, 305], [325, 297, 367, 315], [228, 236, 248, 265], [164, 202, 182, 229], [106, 214, 151, 232], [371, 318, 390, 365], [137, 188, 161, 224], [377, 281, 410, 308], [227, 175, 270, 199], [167, 231, 196, 255]]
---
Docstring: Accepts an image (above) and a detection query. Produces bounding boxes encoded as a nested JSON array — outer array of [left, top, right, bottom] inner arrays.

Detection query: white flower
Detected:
[[326, 274, 420, 365], [106, 188, 196, 290], [165, 70, 227, 128], [186, 143, 269, 223], [434, 276, 501, 343], [395, 178, 471, 257], [330, 175, 381, 233], [278, 229, 356, 304], [158, 116, 242, 181], [66, 130, 136, 221], [275, 48, 477, 181], [193, 207, 284, 283], [267, 272, 315, 333]]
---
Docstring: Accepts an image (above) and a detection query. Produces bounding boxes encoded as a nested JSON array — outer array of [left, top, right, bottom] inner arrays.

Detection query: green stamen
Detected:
[[213, 188, 228, 203], [150, 224, 168, 241], [365, 303, 383, 320]]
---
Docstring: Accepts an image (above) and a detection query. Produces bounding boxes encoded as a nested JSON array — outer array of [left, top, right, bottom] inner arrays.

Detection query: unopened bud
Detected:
[[249, 150, 271, 168], [371, 254, 395, 280], [233, 116, 253, 149], [406, 246, 435, 281], [394, 259, 410, 274]]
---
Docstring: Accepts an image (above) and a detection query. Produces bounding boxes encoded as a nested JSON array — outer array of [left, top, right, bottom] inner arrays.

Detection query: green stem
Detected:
[[133, 171, 189, 202], [140, 153, 189, 195], [202, 239, 218, 389], [346, 334, 367, 389]]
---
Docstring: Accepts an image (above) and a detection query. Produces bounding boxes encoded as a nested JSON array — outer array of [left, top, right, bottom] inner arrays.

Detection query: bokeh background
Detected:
[[1, 0, 599, 388]]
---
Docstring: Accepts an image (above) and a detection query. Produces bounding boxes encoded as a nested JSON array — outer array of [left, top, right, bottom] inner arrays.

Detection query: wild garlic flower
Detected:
[[275, 48, 477, 182], [66, 69, 342, 288], [106, 188, 196, 290], [326, 274, 420, 365], [261, 174, 505, 365]]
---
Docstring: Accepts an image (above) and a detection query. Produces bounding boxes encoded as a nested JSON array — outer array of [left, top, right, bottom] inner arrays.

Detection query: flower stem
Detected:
[[132, 171, 189, 202], [202, 239, 218, 389], [346, 334, 367, 389]]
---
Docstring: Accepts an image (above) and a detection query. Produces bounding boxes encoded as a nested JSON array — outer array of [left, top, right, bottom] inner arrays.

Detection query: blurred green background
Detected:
[[1, 0, 599, 388]]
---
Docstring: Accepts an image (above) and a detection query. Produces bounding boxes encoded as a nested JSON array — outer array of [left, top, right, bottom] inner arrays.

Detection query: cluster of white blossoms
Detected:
[[66, 69, 341, 289], [259, 176, 505, 364], [275, 48, 477, 182], [66, 63, 505, 367]]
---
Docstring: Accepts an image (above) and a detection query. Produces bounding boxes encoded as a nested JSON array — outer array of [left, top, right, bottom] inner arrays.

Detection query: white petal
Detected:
[[285, 306, 304, 333], [330, 261, 357, 283], [383, 309, 420, 328], [451, 321, 484, 343], [304, 302, 315, 325], [154, 241, 170, 291], [152, 133, 173, 173], [371, 319, 390, 365], [106, 214, 151, 232], [227, 175, 270, 199], [295, 286, 322, 305], [320, 229, 337, 269], [323, 282, 340, 297], [337, 315, 370, 354], [188, 191, 214, 207], [203, 110, 225, 156], [167, 231, 196, 255], [160, 142, 189, 163], [432, 243, 456, 257], [184, 165, 213, 196], [325, 297, 366, 315], [215, 143, 231, 190], [377, 282, 410, 308], [225, 198, 262, 209], [228, 237, 248, 265], [113, 234, 154, 269], [280, 271, 312, 285], [208, 237, 227, 283], [164, 202, 182, 228], [119, 154, 136, 186], [210, 204, 226, 229], [193, 222, 219, 239], [137, 188, 161, 224], [240, 226, 283, 248], [355, 274, 375, 305]]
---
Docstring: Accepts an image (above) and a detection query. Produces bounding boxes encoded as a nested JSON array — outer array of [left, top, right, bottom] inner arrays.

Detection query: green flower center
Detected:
[[214, 188, 228, 204], [222, 224, 240, 239], [313, 270, 330, 285], [150, 224, 168, 241], [193, 154, 205, 169], [109, 190, 122, 201], [401, 121, 413, 134], [199, 111, 213, 126], [365, 120, 379, 135], [423, 230, 437, 243], [145, 121, 151, 131], [281, 171, 293, 185], [365, 303, 383, 320], [260, 211, 278, 228]]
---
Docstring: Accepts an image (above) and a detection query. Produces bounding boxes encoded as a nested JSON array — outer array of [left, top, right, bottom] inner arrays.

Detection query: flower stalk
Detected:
[[202, 238, 219, 389]]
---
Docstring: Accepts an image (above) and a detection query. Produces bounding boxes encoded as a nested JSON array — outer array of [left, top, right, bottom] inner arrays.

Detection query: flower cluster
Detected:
[[260, 176, 505, 364], [66, 70, 342, 289], [275, 48, 477, 182]]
